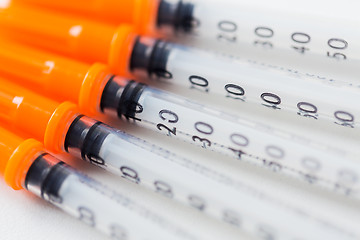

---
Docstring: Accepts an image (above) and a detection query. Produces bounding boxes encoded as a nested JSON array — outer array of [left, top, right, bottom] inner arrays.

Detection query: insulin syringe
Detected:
[[0, 4, 358, 130], [14, 0, 360, 79], [0, 40, 359, 198], [0, 127, 227, 240], [129, 38, 360, 130], [2, 78, 355, 240]]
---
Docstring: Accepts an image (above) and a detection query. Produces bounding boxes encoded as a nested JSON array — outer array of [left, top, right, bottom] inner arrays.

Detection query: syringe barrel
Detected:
[[0, 124, 243, 240], [157, 0, 360, 80], [129, 36, 360, 129], [62, 115, 356, 240], [100, 78, 360, 196], [24, 154, 197, 240]]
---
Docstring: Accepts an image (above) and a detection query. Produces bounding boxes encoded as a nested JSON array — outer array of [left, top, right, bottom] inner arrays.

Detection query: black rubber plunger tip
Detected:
[[157, 0, 195, 32]]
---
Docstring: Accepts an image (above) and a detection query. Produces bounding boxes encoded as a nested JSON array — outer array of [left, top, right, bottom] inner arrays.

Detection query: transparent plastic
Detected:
[[156, 0, 360, 81], [100, 76, 360, 198], [25, 154, 197, 240], [130, 37, 360, 130], [63, 116, 360, 240]]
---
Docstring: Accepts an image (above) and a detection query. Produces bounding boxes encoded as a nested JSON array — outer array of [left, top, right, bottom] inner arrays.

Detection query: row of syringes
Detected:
[[0, 1, 359, 240], [0, 2, 358, 194]]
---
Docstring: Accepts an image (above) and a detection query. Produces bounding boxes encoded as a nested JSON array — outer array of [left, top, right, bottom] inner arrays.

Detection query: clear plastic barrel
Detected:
[[25, 153, 203, 240], [156, 0, 360, 82], [100, 76, 360, 197], [129, 37, 360, 130], [63, 115, 359, 239]]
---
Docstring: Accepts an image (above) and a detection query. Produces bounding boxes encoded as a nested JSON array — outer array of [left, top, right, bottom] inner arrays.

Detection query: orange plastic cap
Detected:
[[0, 78, 80, 153], [108, 24, 138, 77], [79, 63, 113, 115], [0, 78, 58, 141], [44, 101, 79, 154], [133, 0, 162, 36], [16, 0, 139, 26], [4, 138, 44, 190], [16, 0, 161, 36], [0, 4, 139, 76], [0, 126, 45, 190], [0, 3, 118, 64], [0, 40, 90, 104], [0, 40, 114, 116], [0, 126, 24, 176]]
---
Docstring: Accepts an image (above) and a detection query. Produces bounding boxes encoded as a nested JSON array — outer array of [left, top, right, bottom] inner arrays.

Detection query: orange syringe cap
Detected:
[[0, 40, 114, 116], [0, 78, 79, 154], [0, 3, 137, 77], [15, 0, 161, 36], [0, 126, 44, 190]]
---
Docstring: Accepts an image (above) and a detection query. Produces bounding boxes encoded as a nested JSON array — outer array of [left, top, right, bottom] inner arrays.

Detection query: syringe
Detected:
[[13, 0, 360, 79], [0, 126, 223, 240], [1, 78, 357, 240], [0, 4, 358, 130], [156, 0, 360, 77], [129, 38, 360, 129], [0, 40, 358, 198]]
